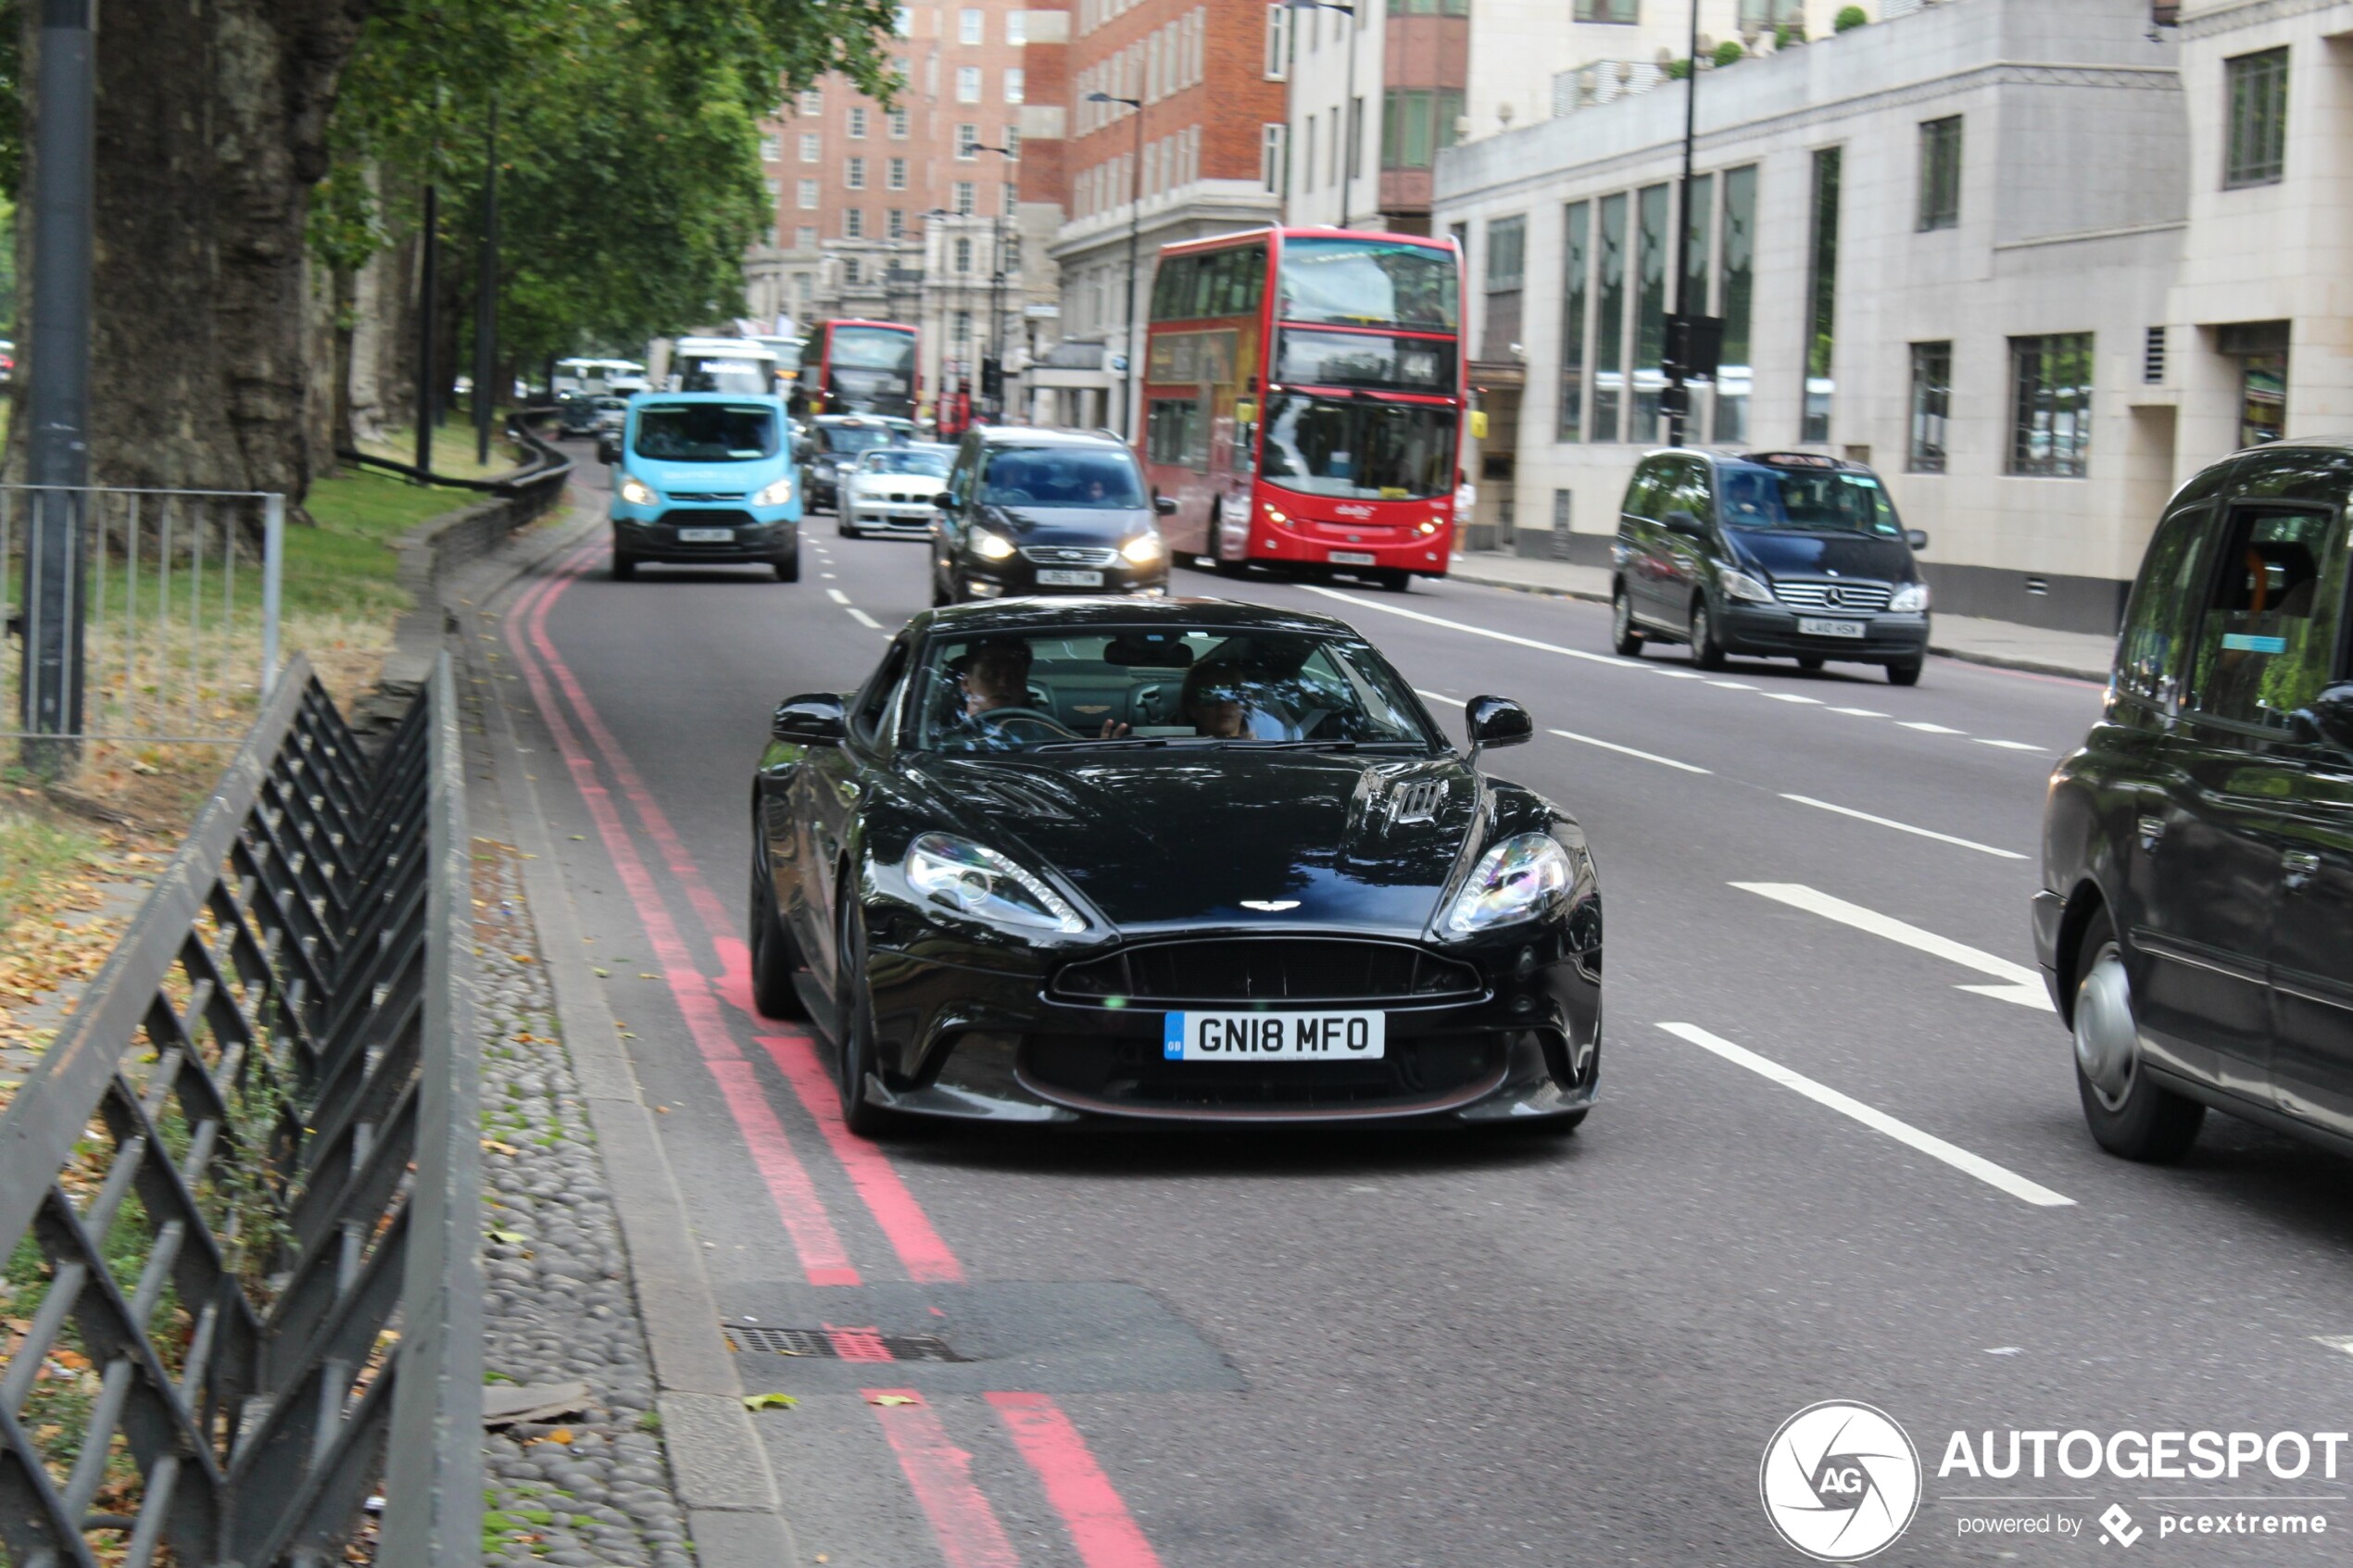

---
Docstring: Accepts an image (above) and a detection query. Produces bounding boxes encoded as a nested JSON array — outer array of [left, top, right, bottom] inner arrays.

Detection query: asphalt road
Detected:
[[486, 480, 2353, 1567]]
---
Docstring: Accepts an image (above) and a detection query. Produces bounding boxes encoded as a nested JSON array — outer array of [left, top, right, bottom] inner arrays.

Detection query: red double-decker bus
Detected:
[[797, 319, 918, 420], [1140, 228, 1466, 589]]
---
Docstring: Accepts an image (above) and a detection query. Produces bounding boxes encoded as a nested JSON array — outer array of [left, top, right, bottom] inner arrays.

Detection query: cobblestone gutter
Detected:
[[473, 840, 697, 1568]]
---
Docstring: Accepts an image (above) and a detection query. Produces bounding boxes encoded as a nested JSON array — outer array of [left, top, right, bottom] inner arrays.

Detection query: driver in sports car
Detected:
[[960, 637, 1130, 738]]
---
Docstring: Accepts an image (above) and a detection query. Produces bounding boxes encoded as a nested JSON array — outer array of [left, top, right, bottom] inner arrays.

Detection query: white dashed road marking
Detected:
[[1764, 692, 1822, 705], [826, 588, 851, 604], [1549, 730, 1712, 774], [1831, 707, 1889, 718], [1900, 721, 1966, 734], [1974, 738, 2045, 752], [1658, 1022, 2074, 1208], [847, 608, 884, 630], [1777, 795, 2029, 859], [1731, 882, 2053, 1009]]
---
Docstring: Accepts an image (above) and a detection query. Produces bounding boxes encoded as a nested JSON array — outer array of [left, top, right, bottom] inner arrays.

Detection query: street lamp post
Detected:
[[973, 145, 1021, 420], [1086, 91, 1144, 440], [1287, 0, 1359, 228]]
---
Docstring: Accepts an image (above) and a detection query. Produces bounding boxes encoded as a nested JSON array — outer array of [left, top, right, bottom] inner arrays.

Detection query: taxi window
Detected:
[[2115, 499, 2212, 709], [2185, 505, 2346, 731]]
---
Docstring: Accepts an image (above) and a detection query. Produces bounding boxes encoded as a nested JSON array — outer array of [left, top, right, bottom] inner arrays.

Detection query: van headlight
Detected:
[[905, 833, 1088, 934], [618, 475, 659, 507], [1718, 568, 1775, 604], [1439, 834, 1573, 939], [1891, 581, 1931, 612], [753, 475, 796, 507], [971, 529, 1017, 561], [1121, 533, 1165, 565]]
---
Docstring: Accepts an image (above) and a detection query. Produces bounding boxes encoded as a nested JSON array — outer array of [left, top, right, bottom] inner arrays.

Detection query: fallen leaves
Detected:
[[743, 1391, 799, 1411], [866, 1394, 918, 1408]]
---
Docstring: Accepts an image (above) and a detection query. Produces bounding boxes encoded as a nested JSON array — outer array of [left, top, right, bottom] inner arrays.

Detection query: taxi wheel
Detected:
[[2073, 911, 2203, 1161]]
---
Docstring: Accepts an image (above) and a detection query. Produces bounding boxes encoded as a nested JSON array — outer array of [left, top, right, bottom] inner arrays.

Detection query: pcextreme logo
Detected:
[[1759, 1401, 1924, 1562]]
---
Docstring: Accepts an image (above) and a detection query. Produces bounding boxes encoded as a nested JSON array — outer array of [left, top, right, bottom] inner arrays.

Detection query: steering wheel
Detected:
[[976, 706, 1073, 737]]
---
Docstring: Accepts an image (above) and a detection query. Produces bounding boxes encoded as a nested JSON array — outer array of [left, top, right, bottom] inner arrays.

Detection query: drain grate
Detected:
[[724, 1323, 965, 1362]]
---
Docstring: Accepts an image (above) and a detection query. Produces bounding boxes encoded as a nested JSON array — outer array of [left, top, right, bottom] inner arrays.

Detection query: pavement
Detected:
[[1446, 549, 2120, 683], [462, 458, 2353, 1567]]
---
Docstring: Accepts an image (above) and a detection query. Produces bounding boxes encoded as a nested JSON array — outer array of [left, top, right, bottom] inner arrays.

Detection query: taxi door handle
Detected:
[[2284, 849, 2321, 890]]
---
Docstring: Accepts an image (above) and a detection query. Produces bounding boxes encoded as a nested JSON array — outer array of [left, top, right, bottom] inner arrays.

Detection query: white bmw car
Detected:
[[839, 445, 956, 538]]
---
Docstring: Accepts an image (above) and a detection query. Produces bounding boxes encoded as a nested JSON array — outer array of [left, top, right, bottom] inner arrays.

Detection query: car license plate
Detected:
[[1037, 569, 1104, 586], [1797, 617, 1867, 639], [676, 527, 735, 543], [1329, 550, 1378, 566], [1162, 1010, 1387, 1061]]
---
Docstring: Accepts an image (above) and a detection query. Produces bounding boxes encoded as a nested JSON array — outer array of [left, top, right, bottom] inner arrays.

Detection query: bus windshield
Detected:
[[1277, 239, 1458, 332], [1260, 394, 1456, 501], [825, 326, 916, 410], [634, 405, 781, 462], [680, 354, 775, 395]]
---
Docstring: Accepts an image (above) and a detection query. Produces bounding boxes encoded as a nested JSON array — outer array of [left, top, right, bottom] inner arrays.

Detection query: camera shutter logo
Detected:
[[1759, 1401, 1922, 1561]]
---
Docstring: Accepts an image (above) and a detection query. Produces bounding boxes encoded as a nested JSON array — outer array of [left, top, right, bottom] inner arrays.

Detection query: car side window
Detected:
[[853, 638, 912, 746], [1673, 458, 1714, 525], [2183, 504, 2346, 732], [2115, 500, 2212, 711], [1621, 459, 1664, 523]]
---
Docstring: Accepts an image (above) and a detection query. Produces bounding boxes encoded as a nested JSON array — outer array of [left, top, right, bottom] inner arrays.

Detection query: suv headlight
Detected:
[[1439, 833, 1573, 939], [971, 528, 1017, 561], [618, 475, 659, 507], [1890, 581, 1931, 613], [1121, 532, 1165, 565], [753, 475, 795, 507], [1718, 568, 1775, 604], [905, 833, 1088, 934]]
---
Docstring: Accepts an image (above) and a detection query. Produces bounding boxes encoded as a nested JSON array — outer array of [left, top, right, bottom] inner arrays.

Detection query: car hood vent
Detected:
[[1388, 779, 1446, 826]]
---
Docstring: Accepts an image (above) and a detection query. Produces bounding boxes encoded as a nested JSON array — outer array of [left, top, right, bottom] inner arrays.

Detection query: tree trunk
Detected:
[[81, 0, 378, 512], [330, 259, 359, 460]]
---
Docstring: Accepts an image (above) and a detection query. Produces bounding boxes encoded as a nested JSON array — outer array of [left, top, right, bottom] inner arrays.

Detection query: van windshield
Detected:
[[633, 405, 780, 462], [1717, 463, 1902, 536]]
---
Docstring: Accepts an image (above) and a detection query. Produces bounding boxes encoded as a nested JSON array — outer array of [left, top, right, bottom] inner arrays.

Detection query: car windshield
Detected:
[[632, 404, 779, 462], [908, 627, 1440, 754], [1260, 394, 1456, 501], [863, 449, 950, 476], [1718, 463, 1903, 535], [816, 423, 898, 458], [1277, 238, 1459, 332], [981, 447, 1144, 508]]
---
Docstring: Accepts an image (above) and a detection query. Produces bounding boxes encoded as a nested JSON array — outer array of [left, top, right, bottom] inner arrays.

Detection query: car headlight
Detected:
[[971, 528, 1017, 561], [1718, 568, 1775, 604], [753, 475, 795, 507], [905, 833, 1088, 934], [1439, 833, 1573, 939], [1890, 581, 1931, 613], [618, 475, 659, 507], [1120, 532, 1165, 565]]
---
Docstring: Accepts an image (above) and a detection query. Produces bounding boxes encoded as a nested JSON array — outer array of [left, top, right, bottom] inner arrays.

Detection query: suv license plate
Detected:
[[1164, 1010, 1387, 1061], [1329, 550, 1378, 566], [676, 527, 735, 543], [1797, 617, 1867, 639], [1037, 569, 1104, 586]]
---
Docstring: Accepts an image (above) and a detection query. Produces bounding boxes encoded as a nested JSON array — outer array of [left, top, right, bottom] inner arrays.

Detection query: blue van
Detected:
[[607, 393, 802, 581]]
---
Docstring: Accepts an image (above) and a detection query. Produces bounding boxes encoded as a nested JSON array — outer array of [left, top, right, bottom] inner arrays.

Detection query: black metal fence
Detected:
[[0, 652, 481, 1565]]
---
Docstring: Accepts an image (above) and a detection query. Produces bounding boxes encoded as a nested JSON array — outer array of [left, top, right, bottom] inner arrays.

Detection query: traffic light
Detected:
[[980, 355, 1004, 400]]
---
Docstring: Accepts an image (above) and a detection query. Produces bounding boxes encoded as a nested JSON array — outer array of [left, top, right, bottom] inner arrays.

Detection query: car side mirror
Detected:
[[771, 693, 848, 746], [597, 436, 619, 466], [1664, 509, 1705, 538], [2291, 682, 2353, 754], [1906, 528, 1930, 551], [1465, 695, 1533, 759], [933, 491, 957, 510], [1153, 493, 1177, 516]]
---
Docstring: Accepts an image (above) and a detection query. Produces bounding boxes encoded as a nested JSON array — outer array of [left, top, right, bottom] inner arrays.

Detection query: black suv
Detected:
[[2037, 441, 2353, 1164], [798, 414, 916, 512], [929, 427, 1175, 604], [1608, 448, 1933, 684]]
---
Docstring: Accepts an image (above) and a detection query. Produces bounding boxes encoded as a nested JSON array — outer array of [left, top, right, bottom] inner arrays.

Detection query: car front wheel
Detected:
[[1689, 598, 1727, 671], [836, 904, 897, 1138], [749, 851, 808, 1019], [1611, 584, 1644, 658], [2073, 910, 2204, 1161], [1886, 657, 1924, 686]]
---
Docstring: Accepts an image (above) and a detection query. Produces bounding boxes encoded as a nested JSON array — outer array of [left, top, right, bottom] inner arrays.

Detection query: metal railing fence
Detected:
[[0, 652, 482, 1565], [3, 483, 286, 745]]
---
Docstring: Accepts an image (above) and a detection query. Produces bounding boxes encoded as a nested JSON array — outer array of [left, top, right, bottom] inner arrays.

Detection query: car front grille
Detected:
[[1021, 545, 1122, 568], [649, 509, 756, 531], [667, 491, 749, 503], [1052, 938, 1483, 1006], [1773, 580, 1893, 612]]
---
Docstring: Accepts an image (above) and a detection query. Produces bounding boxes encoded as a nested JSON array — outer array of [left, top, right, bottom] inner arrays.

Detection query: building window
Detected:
[[764, 177, 783, 199], [1559, 201, 1590, 443], [796, 225, 818, 248], [961, 7, 983, 44], [1802, 146, 1842, 444], [2224, 47, 2288, 188], [888, 107, 910, 138], [760, 133, 782, 162], [844, 207, 865, 239], [1003, 127, 1022, 159], [1715, 164, 1755, 442], [887, 207, 906, 239], [955, 180, 976, 215], [797, 272, 813, 303], [2009, 333, 2095, 478], [1917, 116, 1961, 232], [1264, 0, 1292, 76], [846, 157, 866, 190], [954, 310, 973, 345], [799, 89, 823, 115], [2220, 320, 2290, 446], [1574, 0, 1638, 19], [1005, 68, 1025, 103], [1908, 342, 1951, 473], [1381, 89, 1465, 171], [798, 179, 820, 210], [799, 132, 821, 163], [1738, 0, 1801, 25], [958, 66, 982, 103], [844, 257, 861, 284], [1262, 123, 1288, 194], [1593, 191, 1628, 443], [953, 236, 974, 273], [1003, 181, 1018, 216], [958, 123, 980, 158], [1633, 183, 1668, 441], [888, 157, 908, 190], [1008, 10, 1026, 44], [849, 107, 869, 140], [1301, 118, 1315, 192]]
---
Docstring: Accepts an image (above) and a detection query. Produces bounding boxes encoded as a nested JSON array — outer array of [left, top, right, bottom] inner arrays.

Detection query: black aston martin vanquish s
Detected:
[[748, 598, 1603, 1134]]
